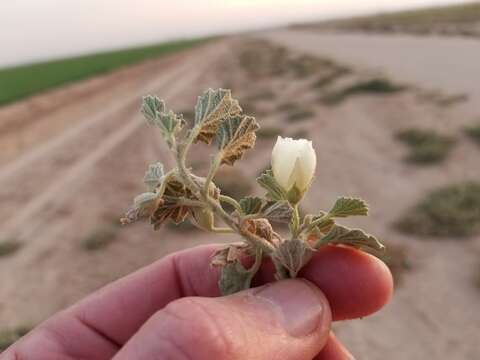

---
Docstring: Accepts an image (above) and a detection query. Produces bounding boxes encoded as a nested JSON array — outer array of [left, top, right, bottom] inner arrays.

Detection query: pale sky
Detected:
[[0, 0, 468, 67]]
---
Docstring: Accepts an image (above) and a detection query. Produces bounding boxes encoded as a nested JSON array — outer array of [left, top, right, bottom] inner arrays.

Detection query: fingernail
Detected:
[[255, 279, 329, 337]]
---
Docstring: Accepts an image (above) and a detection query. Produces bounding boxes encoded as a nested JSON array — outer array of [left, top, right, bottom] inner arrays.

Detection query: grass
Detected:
[[0, 38, 208, 106], [379, 243, 411, 286], [321, 78, 405, 105], [0, 326, 31, 350], [395, 182, 480, 237], [81, 226, 118, 251], [465, 123, 480, 144], [396, 128, 456, 164], [278, 102, 315, 123], [312, 66, 351, 90], [0, 239, 23, 258]]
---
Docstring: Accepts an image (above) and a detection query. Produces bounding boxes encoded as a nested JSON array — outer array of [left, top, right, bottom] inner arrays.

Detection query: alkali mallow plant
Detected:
[[122, 88, 385, 295]]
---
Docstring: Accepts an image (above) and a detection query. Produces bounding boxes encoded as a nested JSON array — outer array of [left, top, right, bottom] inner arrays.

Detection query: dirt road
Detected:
[[262, 30, 480, 106]]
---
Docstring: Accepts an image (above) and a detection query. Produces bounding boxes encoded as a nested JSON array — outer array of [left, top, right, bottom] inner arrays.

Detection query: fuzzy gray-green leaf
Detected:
[[273, 239, 314, 278], [215, 115, 259, 165], [218, 261, 253, 296], [320, 225, 384, 252], [328, 197, 368, 218], [194, 88, 242, 144], [262, 201, 293, 223], [257, 169, 287, 201], [143, 162, 164, 192], [141, 95, 165, 125]]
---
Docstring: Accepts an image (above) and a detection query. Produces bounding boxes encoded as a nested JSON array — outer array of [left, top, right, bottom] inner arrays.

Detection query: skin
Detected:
[[1, 244, 393, 359]]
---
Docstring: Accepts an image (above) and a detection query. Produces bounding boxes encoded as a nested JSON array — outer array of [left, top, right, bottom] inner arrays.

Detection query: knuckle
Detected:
[[153, 297, 236, 360]]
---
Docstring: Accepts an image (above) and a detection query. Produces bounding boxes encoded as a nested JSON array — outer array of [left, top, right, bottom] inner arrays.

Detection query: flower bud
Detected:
[[271, 136, 316, 203]]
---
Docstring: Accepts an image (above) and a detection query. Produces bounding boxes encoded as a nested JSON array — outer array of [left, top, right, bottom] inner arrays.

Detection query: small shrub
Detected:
[[396, 128, 456, 164], [436, 93, 468, 107], [475, 264, 480, 290], [287, 109, 315, 123], [322, 78, 405, 105], [379, 243, 411, 286], [0, 326, 31, 350], [257, 126, 283, 139], [395, 182, 480, 237], [465, 124, 480, 144], [81, 226, 118, 251], [312, 67, 351, 90], [0, 240, 22, 258]]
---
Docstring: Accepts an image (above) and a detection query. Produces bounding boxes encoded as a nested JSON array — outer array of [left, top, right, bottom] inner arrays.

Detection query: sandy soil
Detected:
[[0, 33, 479, 359]]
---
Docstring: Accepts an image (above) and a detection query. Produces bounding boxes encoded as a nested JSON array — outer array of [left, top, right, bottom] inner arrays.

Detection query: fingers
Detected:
[[300, 245, 393, 320], [315, 333, 354, 360], [67, 244, 392, 345], [113, 279, 332, 360]]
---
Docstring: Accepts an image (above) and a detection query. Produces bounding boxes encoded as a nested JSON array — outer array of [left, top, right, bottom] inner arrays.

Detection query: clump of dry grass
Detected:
[[257, 126, 283, 139], [81, 226, 118, 251], [395, 182, 480, 237], [0, 326, 31, 350], [465, 123, 480, 145], [0, 239, 22, 258], [379, 243, 411, 286], [278, 102, 315, 123], [321, 78, 405, 105], [395, 128, 456, 164]]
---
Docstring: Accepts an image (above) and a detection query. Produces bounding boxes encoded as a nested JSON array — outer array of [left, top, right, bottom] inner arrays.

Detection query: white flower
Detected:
[[271, 136, 317, 195]]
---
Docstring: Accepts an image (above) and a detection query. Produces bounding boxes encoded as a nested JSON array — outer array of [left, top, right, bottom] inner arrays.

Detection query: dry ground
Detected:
[[1, 34, 479, 359]]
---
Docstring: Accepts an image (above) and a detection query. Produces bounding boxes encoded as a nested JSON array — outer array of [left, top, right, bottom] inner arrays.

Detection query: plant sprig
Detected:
[[122, 88, 385, 295]]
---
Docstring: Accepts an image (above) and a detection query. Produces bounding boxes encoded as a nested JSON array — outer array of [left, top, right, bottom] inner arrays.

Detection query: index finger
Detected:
[[41, 243, 393, 346]]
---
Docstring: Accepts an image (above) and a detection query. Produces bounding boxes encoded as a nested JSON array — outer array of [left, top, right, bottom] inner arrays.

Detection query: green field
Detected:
[[0, 38, 208, 106], [295, 1, 480, 35]]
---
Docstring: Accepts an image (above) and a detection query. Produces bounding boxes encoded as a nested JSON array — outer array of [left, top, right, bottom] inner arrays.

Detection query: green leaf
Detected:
[[262, 201, 293, 223], [194, 88, 242, 144], [257, 169, 287, 201], [143, 162, 164, 192], [215, 115, 259, 165], [328, 197, 368, 218], [239, 197, 263, 215], [218, 261, 255, 296], [141, 95, 164, 125], [272, 239, 314, 278], [320, 225, 385, 252]]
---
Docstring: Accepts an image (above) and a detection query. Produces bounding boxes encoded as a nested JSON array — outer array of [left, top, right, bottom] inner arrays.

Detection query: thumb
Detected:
[[113, 279, 332, 360]]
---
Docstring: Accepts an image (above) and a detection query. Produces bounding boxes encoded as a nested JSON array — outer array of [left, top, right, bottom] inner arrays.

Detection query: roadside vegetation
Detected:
[[380, 243, 411, 286], [395, 182, 480, 237], [321, 78, 405, 105], [0, 239, 23, 258], [0, 326, 31, 350], [395, 128, 456, 164], [0, 38, 208, 105], [465, 123, 480, 145], [81, 226, 118, 251]]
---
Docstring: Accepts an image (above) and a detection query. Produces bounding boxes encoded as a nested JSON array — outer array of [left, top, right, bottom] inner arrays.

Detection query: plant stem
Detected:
[[219, 195, 242, 212]]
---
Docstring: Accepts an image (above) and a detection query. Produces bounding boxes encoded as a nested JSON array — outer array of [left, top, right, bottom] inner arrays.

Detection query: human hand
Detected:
[[1, 244, 392, 359]]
